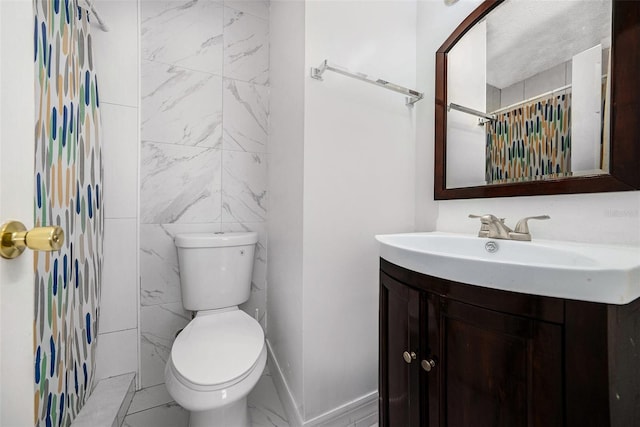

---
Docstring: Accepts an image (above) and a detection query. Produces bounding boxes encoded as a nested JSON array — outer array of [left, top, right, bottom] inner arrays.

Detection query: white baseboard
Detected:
[[266, 339, 378, 427], [304, 390, 378, 427], [266, 339, 305, 426]]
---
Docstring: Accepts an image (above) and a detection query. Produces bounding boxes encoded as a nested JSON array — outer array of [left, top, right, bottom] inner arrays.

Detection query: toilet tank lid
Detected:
[[174, 231, 258, 248]]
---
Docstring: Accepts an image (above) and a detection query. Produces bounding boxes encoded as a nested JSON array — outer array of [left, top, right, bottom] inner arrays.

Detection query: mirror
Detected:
[[434, 0, 640, 199]]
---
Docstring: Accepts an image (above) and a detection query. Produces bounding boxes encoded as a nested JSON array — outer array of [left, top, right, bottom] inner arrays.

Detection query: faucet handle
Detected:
[[468, 214, 501, 221], [469, 214, 507, 238], [514, 215, 550, 234], [469, 214, 506, 223], [469, 214, 490, 237]]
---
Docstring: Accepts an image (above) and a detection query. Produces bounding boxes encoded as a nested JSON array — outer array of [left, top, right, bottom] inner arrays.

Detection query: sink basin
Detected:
[[375, 232, 640, 305]]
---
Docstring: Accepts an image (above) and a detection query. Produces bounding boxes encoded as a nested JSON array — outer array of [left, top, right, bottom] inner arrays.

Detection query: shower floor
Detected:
[[123, 365, 289, 427]]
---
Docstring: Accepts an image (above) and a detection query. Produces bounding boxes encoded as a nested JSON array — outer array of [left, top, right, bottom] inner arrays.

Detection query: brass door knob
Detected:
[[0, 221, 64, 259], [403, 351, 417, 364], [421, 359, 436, 372]]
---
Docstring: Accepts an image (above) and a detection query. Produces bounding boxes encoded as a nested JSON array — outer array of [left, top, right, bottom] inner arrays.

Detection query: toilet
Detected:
[[165, 231, 266, 427]]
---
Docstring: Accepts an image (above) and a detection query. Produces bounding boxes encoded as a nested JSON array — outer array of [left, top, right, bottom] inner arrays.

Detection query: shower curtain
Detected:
[[33, 0, 103, 425]]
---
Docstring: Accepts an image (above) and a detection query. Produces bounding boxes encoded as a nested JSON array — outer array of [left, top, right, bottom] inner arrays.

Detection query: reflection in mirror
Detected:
[[446, 0, 611, 189]]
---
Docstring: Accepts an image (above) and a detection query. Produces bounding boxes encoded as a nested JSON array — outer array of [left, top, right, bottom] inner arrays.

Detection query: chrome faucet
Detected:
[[469, 214, 550, 241]]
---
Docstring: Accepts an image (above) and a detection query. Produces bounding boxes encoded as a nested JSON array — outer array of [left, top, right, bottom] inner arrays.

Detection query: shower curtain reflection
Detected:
[[485, 91, 572, 184]]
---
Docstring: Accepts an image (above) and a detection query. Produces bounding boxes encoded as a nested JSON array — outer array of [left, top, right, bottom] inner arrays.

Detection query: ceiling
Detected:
[[485, 0, 611, 89]]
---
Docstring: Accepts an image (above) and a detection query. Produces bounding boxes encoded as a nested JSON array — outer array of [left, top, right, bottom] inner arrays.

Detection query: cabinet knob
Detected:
[[421, 359, 436, 372], [403, 351, 416, 364]]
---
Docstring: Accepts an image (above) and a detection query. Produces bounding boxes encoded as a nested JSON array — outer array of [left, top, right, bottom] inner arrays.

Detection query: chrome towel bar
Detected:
[[447, 103, 496, 126], [310, 60, 424, 107]]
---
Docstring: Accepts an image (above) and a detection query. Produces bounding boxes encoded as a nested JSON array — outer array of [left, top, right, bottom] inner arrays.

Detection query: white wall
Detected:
[[416, 0, 640, 246], [499, 61, 571, 109], [415, 0, 483, 231], [436, 192, 640, 246], [303, 0, 416, 420], [93, 0, 140, 383], [572, 44, 602, 173], [268, 0, 417, 423], [267, 0, 306, 416], [488, 61, 573, 182], [446, 20, 487, 188]]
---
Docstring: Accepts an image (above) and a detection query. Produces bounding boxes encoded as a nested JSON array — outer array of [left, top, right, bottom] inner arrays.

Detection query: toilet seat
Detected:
[[170, 309, 264, 391]]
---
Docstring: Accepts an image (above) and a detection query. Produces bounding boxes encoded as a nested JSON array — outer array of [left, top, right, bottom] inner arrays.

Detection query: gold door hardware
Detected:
[[0, 220, 64, 259], [421, 359, 436, 372], [403, 351, 417, 364]]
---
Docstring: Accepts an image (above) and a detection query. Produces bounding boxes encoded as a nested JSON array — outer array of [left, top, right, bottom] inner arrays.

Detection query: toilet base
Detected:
[[189, 397, 248, 427]]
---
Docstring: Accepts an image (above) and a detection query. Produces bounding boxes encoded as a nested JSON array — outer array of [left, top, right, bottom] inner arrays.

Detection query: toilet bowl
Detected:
[[165, 308, 266, 427], [164, 232, 263, 427]]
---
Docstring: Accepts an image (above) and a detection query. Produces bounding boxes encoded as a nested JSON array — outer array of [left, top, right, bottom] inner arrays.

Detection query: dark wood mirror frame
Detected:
[[435, 0, 639, 200]]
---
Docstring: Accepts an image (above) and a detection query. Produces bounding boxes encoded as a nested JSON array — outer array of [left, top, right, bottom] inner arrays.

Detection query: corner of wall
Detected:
[[266, 0, 306, 417]]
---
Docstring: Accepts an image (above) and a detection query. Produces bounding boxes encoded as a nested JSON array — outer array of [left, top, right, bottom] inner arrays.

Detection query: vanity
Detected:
[[379, 0, 640, 424], [377, 232, 640, 427]]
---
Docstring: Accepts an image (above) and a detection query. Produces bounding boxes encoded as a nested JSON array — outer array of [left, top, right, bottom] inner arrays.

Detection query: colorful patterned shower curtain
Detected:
[[33, 0, 103, 425], [485, 92, 571, 184]]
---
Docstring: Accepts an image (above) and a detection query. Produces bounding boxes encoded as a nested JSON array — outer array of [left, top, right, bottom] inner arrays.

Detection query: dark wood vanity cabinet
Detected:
[[379, 258, 640, 427]]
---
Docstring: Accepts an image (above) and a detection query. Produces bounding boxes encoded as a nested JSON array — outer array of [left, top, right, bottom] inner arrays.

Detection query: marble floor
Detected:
[[123, 366, 289, 427]]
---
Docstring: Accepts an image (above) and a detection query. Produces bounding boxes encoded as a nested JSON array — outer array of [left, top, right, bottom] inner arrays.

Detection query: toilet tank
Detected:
[[174, 231, 258, 311]]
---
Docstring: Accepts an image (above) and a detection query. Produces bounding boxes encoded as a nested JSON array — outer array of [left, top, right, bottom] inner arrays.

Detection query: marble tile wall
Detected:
[[94, 0, 140, 383], [139, 0, 269, 388]]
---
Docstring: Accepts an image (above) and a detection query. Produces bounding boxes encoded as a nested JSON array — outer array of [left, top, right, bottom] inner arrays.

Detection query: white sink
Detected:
[[375, 232, 640, 305]]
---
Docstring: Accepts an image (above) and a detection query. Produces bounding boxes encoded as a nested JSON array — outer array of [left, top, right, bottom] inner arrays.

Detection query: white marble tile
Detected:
[[141, 0, 224, 74], [101, 219, 138, 333], [140, 224, 180, 306], [248, 368, 289, 427], [125, 366, 288, 427], [95, 329, 138, 381], [140, 141, 222, 224], [118, 375, 137, 427], [141, 60, 223, 147], [222, 151, 267, 222], [124, 401, 189, 427], [101, 104, 138, 219], [225, 0, 269, 20], [92, 0, 139, 107], [223, 7, 269, 85], [140, 223, 220, 306], [240, 284, 266, 330], [73, 373, 136, 427], [127, 384, 174, 415], [140, 302, 191, 388], [223, 78, 269, 153], [222, 222, 267, 329]]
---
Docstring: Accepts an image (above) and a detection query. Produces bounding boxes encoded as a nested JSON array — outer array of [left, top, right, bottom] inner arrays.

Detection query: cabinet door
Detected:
[[428, 297, 563, 427], [380, 272, 421, 427]]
